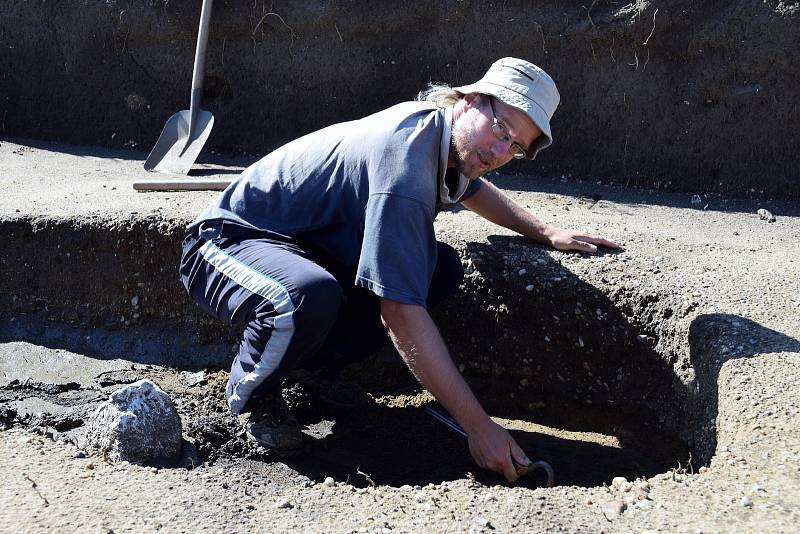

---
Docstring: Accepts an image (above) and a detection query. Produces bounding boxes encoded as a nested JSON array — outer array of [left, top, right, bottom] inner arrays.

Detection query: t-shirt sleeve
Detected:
[[355, 193, 437, 307]]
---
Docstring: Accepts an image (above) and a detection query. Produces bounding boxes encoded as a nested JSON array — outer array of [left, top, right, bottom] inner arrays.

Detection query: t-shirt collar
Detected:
[[438, 105, 470, 205]]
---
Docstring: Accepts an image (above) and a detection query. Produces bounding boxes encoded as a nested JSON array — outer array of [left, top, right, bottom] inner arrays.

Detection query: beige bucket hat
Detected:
[[454, 57, 560, 160]]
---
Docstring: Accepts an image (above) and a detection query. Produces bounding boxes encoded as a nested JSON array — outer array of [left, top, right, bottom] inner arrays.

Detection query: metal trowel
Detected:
[[424, 405, 555, 487]]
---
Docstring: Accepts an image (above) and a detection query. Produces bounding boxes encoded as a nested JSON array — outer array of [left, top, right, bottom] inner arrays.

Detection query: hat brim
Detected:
[[453, 81, 553, 160]]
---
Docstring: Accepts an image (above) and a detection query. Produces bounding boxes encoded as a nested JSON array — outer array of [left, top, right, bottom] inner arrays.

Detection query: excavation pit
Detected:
[[1, 220, 704, 490], [1, 294, 694, 491], [256, 265, 701, 490]]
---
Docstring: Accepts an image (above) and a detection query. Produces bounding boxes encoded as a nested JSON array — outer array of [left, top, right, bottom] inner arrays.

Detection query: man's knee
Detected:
[[292, 274, 343, 332]]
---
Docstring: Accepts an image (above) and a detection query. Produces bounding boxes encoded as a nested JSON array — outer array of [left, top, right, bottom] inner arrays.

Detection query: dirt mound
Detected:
[[2, 1, 798, 198]]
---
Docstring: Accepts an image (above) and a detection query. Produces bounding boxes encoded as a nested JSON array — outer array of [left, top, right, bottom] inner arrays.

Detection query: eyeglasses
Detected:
[[488, 96, 528, 159]]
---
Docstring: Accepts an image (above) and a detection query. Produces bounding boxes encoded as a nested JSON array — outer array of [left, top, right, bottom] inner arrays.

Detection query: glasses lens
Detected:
[[491, 122, 505, 139]]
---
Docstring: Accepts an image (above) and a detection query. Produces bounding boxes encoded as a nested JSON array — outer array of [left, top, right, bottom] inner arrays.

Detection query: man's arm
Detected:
[[461, 179, 620, 252], [380, 298, 530, 482]]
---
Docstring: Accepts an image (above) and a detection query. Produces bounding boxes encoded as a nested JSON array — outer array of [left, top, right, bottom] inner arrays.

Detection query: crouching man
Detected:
[[180, 58, 619, 482]]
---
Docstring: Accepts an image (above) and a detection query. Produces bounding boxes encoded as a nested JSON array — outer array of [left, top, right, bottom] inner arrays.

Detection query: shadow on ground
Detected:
[[281, 399, 680, 489]]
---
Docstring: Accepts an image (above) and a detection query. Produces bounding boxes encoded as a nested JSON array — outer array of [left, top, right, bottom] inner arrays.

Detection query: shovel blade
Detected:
[[144, 109, 214, 174]]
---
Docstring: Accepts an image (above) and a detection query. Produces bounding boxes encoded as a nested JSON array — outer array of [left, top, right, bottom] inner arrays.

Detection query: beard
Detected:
[[450, 120, 498, 180]]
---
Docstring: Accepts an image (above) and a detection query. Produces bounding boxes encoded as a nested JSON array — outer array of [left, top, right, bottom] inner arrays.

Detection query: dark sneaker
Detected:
[[240, 394, 303, 456]]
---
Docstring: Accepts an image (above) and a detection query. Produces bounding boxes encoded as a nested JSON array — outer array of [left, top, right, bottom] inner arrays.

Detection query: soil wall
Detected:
[[1, 0, 798, 198]]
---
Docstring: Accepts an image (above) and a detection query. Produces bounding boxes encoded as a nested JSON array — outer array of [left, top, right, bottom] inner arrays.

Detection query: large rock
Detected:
[[84, 379, 182, 464]]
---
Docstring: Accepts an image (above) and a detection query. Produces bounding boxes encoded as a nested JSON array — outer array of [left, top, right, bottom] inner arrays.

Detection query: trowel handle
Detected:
[[189, 0, 214, 117], [424, 405, 468, 439]]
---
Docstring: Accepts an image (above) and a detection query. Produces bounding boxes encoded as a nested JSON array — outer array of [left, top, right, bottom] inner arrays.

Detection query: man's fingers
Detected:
[[500, 456, 520, 483], [510, 443, 531, 473], [565, 237, 597, 253], [577, 234, 621, 249]]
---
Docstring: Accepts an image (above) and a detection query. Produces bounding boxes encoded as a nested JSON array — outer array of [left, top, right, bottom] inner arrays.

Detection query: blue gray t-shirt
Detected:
[[190, 101, 481, 306]]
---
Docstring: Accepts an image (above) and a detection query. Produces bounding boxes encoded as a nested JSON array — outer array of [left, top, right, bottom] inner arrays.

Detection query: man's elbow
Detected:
[[380, 298, 418, 331]]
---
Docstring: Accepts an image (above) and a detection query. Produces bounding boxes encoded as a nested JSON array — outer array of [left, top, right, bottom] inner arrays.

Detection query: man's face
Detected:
[[450, 94, 542, 180]]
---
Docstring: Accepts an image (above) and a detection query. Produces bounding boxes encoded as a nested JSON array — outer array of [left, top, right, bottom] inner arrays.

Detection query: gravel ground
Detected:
[[1, 140, 799, 532]]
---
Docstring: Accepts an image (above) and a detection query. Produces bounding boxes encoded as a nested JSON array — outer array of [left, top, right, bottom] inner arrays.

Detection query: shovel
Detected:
[[424, 405, 555, 487], [144, 0, 215, 174]]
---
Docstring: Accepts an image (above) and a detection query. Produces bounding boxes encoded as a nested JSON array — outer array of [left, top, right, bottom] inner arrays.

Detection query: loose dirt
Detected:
[[1, 140, 799, 532]]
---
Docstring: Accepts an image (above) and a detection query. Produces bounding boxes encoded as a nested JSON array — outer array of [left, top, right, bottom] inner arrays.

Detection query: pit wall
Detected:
[[1, 0, 799, 199], [1, 215, 713, 463]]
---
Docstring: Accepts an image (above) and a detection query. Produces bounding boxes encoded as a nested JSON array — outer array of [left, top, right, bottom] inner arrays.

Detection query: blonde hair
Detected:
[[416, 83, 465, 108]]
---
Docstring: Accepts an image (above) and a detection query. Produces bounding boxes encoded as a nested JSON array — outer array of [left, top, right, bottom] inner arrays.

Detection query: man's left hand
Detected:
[[545, 227, 621, 253]]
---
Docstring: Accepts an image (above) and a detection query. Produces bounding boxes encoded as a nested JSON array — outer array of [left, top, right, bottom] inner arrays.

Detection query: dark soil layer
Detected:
[[1, 1, 798, 198]]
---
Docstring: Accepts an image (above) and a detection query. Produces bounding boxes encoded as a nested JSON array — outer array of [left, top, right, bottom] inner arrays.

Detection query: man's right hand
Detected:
[[466, 416, 531, 483], [380, 299, 531, 483]]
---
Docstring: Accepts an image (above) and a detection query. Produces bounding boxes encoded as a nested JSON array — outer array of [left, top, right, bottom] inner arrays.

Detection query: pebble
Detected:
[[473, 516, 491, 528], [619, 481, 632, 493], [73, 451, 87, 459], [323, 476, 335, 487], [525, 284, 534, 291], [611, 476, 628, 490], [599, 499, 626, 516], [518, 269, 527, 276], [276, 498, 293, 509], [741, 496, 753, 508], [757, 208, 776, 222]]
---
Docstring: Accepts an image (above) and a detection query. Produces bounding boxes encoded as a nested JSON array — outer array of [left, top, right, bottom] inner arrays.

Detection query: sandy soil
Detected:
[[1, 140, 799, 532]]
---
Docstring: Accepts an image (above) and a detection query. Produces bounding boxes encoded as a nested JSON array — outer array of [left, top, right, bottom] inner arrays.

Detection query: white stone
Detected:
[[611, 476, 628, 490], [323, 476, 335, 487], [600, 499, 626, 516], [83, 379, 182, 464], [741, 496, 753, 508], [473, 517, 491, 528]]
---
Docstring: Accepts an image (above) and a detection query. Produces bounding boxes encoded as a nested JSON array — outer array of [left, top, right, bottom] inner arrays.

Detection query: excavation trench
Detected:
[[0, 246, 696, 489], [1, 211, 704, 489]]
